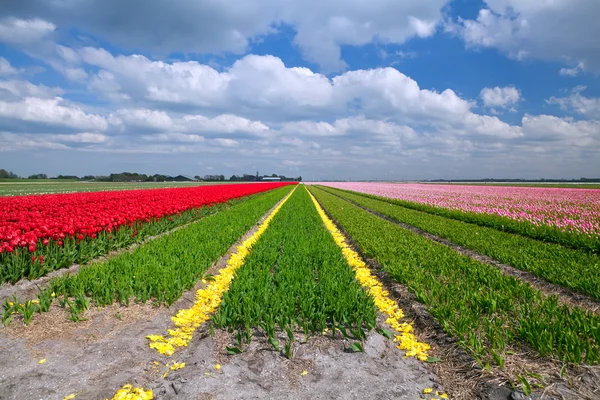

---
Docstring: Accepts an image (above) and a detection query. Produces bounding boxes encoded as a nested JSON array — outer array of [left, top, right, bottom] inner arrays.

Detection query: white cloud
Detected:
[[0, 80, 63, 99], [49, 132, 109, 143], [0, 57, 18, 76], [64, 67, 88, 82], [181, 114, 271, 137], [109, 109, 174, 132], [559, 63, 584, 77], [0, 97, 108, 132], [480, 86, 521, 109], [0, 17, 55, 46], [0, 2, 449, 72], [80, 51, 475, 126], [547, 91, 600, 120], [521, 114, 600, 147], [451, 0, 600, 73]]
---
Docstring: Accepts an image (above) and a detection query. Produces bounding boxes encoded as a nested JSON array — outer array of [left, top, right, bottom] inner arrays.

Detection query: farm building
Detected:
[[166, 175, 197, 182], [261, 177, 281, 181]]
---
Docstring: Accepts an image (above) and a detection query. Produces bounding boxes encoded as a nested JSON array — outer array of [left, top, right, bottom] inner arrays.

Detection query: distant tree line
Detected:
[[0, 169, 19, 179], [0, 169, 303, 182]]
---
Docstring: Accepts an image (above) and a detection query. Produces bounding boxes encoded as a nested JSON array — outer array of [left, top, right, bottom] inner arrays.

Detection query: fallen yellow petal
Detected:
[[214, 364, 221, 370], [38, 359, 46, 364], [423, 388, 433, 394], [170, 362, 185, 371], [63, 394, 76, 400], [110, 384, 153, 400], [300, 370, 308, 376]]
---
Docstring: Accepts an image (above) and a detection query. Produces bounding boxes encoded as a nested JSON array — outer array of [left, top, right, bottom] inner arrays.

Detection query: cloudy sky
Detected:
[[0, 0, 599, 180]]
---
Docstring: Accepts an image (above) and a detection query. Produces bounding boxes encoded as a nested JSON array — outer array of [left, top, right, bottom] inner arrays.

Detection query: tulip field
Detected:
[[0, 181, 599, 399], [0, 183, 292, 283], [318, 182, 600, 253]]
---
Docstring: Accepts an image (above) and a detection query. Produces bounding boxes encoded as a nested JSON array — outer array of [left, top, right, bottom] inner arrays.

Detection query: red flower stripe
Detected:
[[0, 182, 294, 253]]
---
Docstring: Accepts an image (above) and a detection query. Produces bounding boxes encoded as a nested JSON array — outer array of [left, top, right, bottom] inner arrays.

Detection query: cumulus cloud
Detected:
[[0, 1, 449, 71], [0, 17, 55, 46], [480, 86, 520, 110], [0, 80, 63, 100], [547, 90, 600, 120], [78, 50, 474, 126], [450, 0, 600, 73], [0, 97, 108, 132]]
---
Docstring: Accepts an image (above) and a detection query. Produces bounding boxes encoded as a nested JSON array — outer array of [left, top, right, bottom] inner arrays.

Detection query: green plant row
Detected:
[[318, 186, 600, 300], [2, 186, 294, 325], [322, 187, 600, 254], [309, 186, 600, 366], [0, 205, 223, 284], [212, 185, 377, 357]]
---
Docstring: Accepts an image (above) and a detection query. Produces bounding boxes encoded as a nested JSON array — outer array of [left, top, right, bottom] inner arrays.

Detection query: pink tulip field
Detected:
[[314, 182, 600, 237]]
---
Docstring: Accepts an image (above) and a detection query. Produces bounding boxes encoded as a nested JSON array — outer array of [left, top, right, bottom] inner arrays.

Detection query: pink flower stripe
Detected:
[[311, 182, 600, 236]]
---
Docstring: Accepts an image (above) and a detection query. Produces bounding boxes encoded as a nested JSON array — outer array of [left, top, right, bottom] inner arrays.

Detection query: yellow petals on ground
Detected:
[[301, 370, 308, 376], [38, 358, 46, 364], [170, 362, 185, 371], [307, 189, 430, 361], [214, 364, 221, 370], [423, 388, 433, 394], [63, 394, 76, 400], [147, 187, 296, 356], [110, 384, 152, 400]]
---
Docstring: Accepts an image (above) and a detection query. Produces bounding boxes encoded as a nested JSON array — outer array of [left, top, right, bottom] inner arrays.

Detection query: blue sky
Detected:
[[0, 0, 599, 180]]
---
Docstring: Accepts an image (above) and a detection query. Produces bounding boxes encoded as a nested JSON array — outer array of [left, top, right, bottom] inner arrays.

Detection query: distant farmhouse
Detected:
[[261, 177, 281, 181], [165, 175, 198, 182]]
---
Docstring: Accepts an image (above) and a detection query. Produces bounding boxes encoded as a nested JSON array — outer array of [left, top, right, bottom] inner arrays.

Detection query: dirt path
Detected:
[[0, 190, 446, 400]]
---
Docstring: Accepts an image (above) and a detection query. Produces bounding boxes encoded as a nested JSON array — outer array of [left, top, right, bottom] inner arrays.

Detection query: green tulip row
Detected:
[[317, 186, 600, 300], [2, 186, 294, 326], [323, 187, 599, 254], [212, 185, 377, 357], [309, 186, 600, 367]]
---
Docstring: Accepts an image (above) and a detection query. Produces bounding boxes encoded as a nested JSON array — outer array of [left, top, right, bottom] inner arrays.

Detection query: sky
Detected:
[[0, 0, 599, 180]]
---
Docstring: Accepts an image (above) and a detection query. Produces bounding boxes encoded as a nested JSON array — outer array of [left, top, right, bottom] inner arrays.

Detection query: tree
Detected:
[[28, 174, 48, 179], [0, 169, 19, 179]]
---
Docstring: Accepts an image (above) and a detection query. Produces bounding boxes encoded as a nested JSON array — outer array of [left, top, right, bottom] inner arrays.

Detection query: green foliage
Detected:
[[4, 186, 293, 325], [323, 186, 600, 254], [212, 186, 377, 354], [310, 186, 600, 366], [319, 186, 600, 300]]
